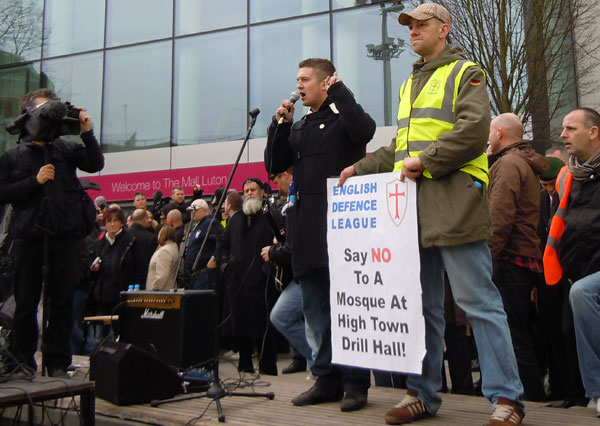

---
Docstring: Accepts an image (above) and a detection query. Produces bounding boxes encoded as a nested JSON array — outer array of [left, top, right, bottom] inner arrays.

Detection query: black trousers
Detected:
[[493, 260, 546, 401], [237, 328, 278, 375], [536, 278, 586, 400], [14, 237, 78, 372], [444, 323, 475, 395]]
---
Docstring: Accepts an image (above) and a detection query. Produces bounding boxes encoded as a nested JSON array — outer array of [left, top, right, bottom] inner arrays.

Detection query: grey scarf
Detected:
[[568, 147, 600, 180]]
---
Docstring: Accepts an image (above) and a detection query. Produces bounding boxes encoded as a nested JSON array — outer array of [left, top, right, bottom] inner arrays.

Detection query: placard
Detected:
[[327, 172, 425, 373]]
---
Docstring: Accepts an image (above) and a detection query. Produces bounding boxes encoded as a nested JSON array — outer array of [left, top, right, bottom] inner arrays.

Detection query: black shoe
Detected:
[[292, 384, 343, 406], [259, 367, 278, 376], [552, 397, 588, 408], [48, 368, 69, 379], [546, 390, 566, 401], [282, 358, 307, 374], [340, 390, 368, 412]]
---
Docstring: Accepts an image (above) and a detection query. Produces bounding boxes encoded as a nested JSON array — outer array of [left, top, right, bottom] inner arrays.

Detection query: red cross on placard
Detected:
[[388, 183, 406, 219]]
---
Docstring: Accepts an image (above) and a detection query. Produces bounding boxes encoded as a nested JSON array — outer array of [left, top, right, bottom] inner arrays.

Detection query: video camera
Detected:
[[5, 99, 82, 143], [150, 190, 171, 221]]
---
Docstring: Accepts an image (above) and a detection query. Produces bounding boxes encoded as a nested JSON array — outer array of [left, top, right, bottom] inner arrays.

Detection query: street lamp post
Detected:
[[365, 3, 405, 126]]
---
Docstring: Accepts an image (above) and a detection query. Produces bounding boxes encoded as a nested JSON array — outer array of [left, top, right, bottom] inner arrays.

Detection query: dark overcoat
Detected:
[[219, 209, 282, 339], [265, 82, 375, 278]]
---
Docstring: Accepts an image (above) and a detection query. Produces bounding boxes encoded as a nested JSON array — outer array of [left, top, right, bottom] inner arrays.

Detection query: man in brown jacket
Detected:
[[487, 113, 549, 401]]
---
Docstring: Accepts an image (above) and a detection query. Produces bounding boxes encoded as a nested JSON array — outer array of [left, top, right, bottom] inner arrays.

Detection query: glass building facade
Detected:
[[0, 0, 413, 168]]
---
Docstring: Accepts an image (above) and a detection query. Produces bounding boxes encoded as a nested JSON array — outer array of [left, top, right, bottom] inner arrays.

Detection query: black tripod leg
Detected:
[[150, 393, 209, 407], [228, 391, 275, 399], [215, 397, 225, 422]]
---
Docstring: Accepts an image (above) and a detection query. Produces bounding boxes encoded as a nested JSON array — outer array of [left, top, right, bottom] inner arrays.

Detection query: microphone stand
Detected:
[[152, 108, 275, 422], [191, 107, 259, 273], [40, 142, 58, 376]]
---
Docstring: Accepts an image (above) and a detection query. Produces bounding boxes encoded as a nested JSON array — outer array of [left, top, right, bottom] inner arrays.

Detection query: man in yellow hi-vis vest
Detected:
[[338, 3, 524, 425]]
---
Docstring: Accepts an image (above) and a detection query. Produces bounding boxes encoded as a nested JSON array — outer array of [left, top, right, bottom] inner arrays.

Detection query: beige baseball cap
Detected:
[[398, 3, 451, 26]]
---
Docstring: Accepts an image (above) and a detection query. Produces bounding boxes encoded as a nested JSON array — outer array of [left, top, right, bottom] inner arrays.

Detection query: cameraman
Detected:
[[0, 89, 104, 377]]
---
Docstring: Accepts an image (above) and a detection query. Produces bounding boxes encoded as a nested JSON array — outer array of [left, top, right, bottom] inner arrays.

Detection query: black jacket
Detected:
[[265, 82, 375, 277], [267, 203, 294, 287], [185, 214, 217, 273], [220, 209, 282, 338], [91, 229, 146, 306], [161, 187, 204, 224], [537, 189, 558, 251], [128, 223, 158, 281], [556, 171, 600, 282], [162, 201, 191, 224], [0, 131, 104, 241]]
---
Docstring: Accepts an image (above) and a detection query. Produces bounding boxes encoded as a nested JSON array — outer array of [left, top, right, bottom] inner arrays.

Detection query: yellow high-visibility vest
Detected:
[[393, 60, 489, 185]]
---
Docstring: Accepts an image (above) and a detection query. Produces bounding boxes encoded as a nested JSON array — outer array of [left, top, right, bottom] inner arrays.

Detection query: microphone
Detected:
[[278, 91, 300, 124]]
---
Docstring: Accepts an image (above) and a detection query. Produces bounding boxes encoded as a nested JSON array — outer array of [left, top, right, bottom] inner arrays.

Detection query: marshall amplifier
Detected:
[[118, 289, 218, 369]]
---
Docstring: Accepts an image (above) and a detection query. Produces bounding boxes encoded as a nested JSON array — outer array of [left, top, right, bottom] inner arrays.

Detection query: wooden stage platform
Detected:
[[67, 354, 596, 426]]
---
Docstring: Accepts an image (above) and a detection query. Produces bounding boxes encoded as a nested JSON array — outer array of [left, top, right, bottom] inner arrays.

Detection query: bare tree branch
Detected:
[[431, 0, 598, 152], [0, 0, 43, 62]]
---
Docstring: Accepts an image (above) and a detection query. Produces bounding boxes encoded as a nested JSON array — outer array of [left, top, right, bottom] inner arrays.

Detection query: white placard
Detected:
[[327, 172, 425, 374]]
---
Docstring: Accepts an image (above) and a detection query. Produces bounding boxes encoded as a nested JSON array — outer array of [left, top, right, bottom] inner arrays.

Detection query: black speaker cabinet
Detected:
[[90, 340, 182, 405], [118, 289, 218, 369]]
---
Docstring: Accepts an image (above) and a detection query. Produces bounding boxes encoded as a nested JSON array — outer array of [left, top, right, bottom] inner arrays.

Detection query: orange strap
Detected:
[[543, 167, 572, 285]]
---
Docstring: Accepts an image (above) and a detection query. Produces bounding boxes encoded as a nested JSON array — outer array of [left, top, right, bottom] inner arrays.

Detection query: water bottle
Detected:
[[134, 284, 141, 291], [288, 180, 296, 206], [128, 284, 134, 291]]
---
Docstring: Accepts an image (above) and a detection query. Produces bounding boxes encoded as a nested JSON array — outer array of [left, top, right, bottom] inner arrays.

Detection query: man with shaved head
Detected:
[[166, 209, 184, 246], [129, 208, 158, 282], [487, 112, 549, 402]]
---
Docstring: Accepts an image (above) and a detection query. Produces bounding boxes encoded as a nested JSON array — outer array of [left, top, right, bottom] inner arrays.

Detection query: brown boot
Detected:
[[486, 397, 524, 426], [384, 389, 433, 425]]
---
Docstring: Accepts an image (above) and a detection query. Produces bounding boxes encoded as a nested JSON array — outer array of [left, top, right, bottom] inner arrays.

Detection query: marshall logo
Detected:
[[140, 308, 165, 320], [386, 178, 408, 227]]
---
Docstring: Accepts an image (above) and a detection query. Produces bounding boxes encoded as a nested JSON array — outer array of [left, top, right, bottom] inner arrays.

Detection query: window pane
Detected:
[[333, 6, 413, 127], [102, 42, 172, 152], [333, 0, 389, 9], [250, 16, 329, 137], [105, 0, 172, 47], [250, 0, 328, 23], [176, 0, 246, 35], [0, 0, 43, 65], [0, 63, 42, 153], [173, 29, 247, 144], [41, 53, 103, 142], [43, 0, 105, 57]]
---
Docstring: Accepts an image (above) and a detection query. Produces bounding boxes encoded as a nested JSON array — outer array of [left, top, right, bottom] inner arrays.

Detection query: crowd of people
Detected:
[[0, 2, 598, 425]]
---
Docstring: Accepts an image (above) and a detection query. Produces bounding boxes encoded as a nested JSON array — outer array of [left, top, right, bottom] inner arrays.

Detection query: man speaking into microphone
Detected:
[[265, 58, 375, 411]]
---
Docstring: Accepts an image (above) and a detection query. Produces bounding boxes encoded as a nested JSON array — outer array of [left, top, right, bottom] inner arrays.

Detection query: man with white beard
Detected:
[[242, 179, 264, 215], [219, 178, 283, 375]]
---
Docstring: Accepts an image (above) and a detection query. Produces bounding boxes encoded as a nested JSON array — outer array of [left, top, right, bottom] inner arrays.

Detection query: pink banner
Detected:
[[81, 162, 272, 202]]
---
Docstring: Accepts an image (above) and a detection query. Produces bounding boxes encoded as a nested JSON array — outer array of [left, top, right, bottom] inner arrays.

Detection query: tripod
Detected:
[[150, 356, 274, 422], [150, 108, 275, 422]]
